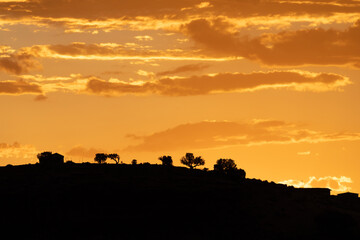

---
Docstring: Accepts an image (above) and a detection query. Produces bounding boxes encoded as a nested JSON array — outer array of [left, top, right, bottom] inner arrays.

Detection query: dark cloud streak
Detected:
[[1, 0, 360, 20], [124, 120, 360, 152], [0, 52, 40, 75], [85, 71, 349, 96], [0, 80, 43, 95], [184, 18, 360, 67], [157, 63, 210, 76]]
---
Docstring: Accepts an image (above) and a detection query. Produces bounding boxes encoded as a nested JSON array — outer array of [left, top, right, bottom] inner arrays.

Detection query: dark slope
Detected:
[[0, 163, 359, 240]]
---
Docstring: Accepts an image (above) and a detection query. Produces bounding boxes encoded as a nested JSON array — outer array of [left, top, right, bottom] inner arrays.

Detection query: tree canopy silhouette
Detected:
[[237, 168, 246, 179], [158, 155, 173, 166], [37, 151, 52, 162], [214, 158, 246, 178], [180, 153, 205, 169], [94, 153, 107, 164], [108, 153, 120, 164], [214, 158, 237, 173]]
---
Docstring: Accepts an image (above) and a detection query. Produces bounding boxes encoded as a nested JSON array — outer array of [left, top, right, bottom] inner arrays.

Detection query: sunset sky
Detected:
[[1, 0, 360, 194]]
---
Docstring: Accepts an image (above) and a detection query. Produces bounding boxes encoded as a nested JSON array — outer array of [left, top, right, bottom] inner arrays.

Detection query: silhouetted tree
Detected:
[[214, 159, 246, 179], [108, 153, 120, 164], [37, 151, 53, 162], [214, 158, 237, 173], [132, 159, 137, 165], [158, 155, 173, 166], [94, 153, 107, 164], [238, 168, 246, 179], [180, 153, 205, 169]]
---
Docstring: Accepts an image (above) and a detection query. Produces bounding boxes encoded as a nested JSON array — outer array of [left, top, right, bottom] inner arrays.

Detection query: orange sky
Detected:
[[1, 0, 360, 194]]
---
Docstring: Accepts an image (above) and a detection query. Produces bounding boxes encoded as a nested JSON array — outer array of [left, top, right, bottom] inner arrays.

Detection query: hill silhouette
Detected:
[[0, 163, 359, 240]]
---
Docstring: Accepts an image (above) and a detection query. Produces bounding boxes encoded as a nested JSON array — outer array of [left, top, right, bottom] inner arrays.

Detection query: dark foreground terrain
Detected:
[[0, 163, 359, 240]]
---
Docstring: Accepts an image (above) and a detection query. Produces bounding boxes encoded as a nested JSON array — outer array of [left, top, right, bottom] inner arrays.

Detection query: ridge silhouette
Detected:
[[0, 153, 359, 239]]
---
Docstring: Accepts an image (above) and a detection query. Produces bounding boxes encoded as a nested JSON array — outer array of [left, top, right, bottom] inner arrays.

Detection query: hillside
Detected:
[[0, 163, 359, 240]]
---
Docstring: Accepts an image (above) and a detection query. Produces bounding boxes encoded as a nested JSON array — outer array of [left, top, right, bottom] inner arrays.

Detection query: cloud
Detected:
[[23, 43, 224, 61], [0, 51, 40, 74], [157, 63, 210, 76], [2, 0, 360, 21], [46, 42, 126, 57], [66, 146, 106, 159], [0, 142, 21, 149], [4, 70, 349, 97], [0, 0, 359, 33], [34, 94, 48, 101], [123, 120, 360, 152], [0, 80, 43, 95], [16, 74, 92, 94], [137, 70, 154, 78], [184, 18, 360, 67], [1, 0, 192, 20], [297, 151, 311, 156], [0, 142, 38, 161], [134, 35, 153, 41], [280, 176, 353, 193], [85, 70, 350, 96]]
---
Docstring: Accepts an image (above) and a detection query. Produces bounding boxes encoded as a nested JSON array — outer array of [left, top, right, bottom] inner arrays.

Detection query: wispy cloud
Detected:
[[3, 69, 350, 97], [22, 43, 226, 61], [124, 120, 360, 152], [1, 0, 359, 33], [280, 176, 353, 193], [0, 50, 40, 74], [157, 63, 210, 76], [2, 0, 360, 21], [297, 151, 311, 156], [0, 80, 43, 95], [34, 94, 48, 101], [184, 18, 360, 68], [0, 142, 38, 161], [16, 74, 91, 94], [86, 71, 350, 96], [66, 146, 106, 159]]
